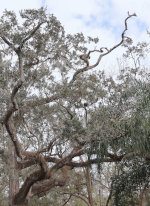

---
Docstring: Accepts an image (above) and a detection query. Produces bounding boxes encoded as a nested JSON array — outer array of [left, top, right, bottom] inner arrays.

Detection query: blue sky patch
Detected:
[[41, 0, 46, 7], [136, 19, 147, 31], [75, 14, 84, 20]]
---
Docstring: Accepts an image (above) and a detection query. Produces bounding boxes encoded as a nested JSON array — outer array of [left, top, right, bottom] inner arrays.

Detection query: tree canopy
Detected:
[[0, 8, 150, 206]]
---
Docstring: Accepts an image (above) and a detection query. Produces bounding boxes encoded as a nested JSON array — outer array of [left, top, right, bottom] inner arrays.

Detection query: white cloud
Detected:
[[113, 0, 150, 26], [45, 0, 149, 40], [0, 0, 40, 14]]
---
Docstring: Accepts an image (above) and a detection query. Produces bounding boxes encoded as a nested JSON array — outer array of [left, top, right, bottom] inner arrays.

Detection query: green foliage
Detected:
[[62, 118, 86, 139], [112, 159, 150, 205]]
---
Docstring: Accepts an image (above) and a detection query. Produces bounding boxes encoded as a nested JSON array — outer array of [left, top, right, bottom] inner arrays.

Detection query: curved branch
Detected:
[[17, 152, 124, 170], [70, 13, 136, 84], [3, 53, 24, 158], [14, 154, 48, 204], [15, 150, 84, 203], [15, 148, 143, 204], [31, 166, 70, 197], [13, 168, 43, 204]]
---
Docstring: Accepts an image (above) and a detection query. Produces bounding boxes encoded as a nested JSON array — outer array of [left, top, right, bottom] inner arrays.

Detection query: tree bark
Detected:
[[86, 166, 94, 206], [8, 139, 19, 206], [139, 183, 148, 206]]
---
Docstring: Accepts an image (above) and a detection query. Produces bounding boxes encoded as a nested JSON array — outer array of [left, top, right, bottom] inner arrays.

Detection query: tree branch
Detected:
[[16, 147, 144, 204], [14, 154, 49, 204], [24, 93, 61, 109], [70, 13, 136, 84], [15, 150, 84, 203], [62, 195, 72, 206], [20, 21, 45, 49], [0, 33, 17, 52], [31, 166, 70, 197], [3, 53, 24, 158], [13, 168, 43, 204]]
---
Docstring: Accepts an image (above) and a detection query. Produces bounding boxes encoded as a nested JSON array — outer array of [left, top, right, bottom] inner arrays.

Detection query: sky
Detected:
[[0, 0, 150, 75]]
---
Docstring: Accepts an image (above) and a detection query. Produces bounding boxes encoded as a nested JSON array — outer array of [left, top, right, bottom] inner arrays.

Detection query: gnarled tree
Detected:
[[0, 8, 142, 206]]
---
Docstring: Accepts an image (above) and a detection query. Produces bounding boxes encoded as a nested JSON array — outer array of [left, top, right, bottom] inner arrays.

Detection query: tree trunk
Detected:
[[8, 139, 19, 206], [98, 189, 102, 206], [86, 166, 94, 206], [106, 189, 112, 206], [139, 183, 148, 206]]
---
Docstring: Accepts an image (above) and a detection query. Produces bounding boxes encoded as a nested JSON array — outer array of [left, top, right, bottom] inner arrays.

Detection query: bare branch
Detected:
[[5, 119, 23, 158], [70, 13, 136, 84], [57, 102, 74, 119], [13, 168, 43, 204], [38, 136, 58, 153], [106, 184, 113, 206], [17, 150, 124, 170], [3, 54, 24, 158], [79, 53, 90, 67], [0, 34, 17, 52], [14, 148, 149, 204], [14, 154, 49, 204], [31, 166, 70, 197], [62, 195, 72, 206]]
